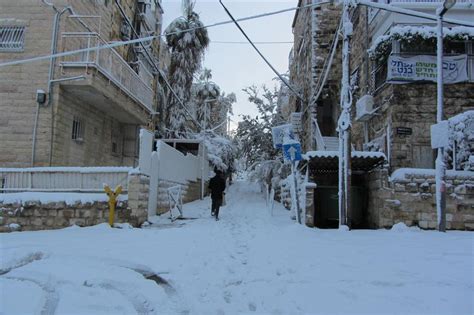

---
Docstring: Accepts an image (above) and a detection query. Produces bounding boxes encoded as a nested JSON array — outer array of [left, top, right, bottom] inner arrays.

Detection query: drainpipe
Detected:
[[32, 3, 73, 166]]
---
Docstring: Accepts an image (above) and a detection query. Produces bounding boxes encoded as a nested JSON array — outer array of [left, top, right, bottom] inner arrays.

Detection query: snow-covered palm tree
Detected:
[[193, 69, 220, 129], [164, 0, 209, 137]]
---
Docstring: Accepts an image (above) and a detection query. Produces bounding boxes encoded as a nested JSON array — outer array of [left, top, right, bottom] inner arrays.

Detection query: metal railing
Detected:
[[368, 0, 471, 23], [60, 32, 154, 112], [0, 167, 132, 193], [312, 118, 327, 151]]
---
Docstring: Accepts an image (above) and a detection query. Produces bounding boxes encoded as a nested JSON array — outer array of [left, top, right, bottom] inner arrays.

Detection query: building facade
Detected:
[[0, 0, 164, 168], [288, 0, 474, 230]]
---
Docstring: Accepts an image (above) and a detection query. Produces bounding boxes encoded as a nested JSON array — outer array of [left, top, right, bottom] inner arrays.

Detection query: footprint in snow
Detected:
[[248, 302, 257, 312]]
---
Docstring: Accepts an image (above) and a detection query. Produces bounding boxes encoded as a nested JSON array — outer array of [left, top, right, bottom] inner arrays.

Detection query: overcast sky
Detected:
[[161, 0, 296, 130]]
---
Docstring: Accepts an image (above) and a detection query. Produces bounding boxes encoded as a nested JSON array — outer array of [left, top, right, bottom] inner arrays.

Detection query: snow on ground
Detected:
[[1, 180, 473, 314]]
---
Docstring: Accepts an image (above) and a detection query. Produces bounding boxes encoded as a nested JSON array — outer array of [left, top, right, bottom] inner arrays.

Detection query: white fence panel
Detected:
[[0, 167, 131, 192], [155, 141, 203, 184], [139, 129, 154, 175]]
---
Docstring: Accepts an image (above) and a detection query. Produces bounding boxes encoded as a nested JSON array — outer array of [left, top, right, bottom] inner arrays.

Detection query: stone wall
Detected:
[[350, 8, 474, 170], [50, 87, 139, 167], [289, 2, 342, 151], [367, 169, 474, 230], [0, 173, 149, 232], [0, 199, 132, 232], [0, 0, 156, 168], [0, 2, 54, 167]]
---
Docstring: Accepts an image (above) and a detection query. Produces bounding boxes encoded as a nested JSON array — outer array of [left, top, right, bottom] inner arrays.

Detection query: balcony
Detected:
[[368, 0, 472, 40], [59, 32, 154, 123]]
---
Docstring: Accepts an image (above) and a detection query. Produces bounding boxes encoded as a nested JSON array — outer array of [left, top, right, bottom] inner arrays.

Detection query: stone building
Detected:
[[288, 0, 474, 230], [0, 0, 165, 167], [289, 0, 342, 152]]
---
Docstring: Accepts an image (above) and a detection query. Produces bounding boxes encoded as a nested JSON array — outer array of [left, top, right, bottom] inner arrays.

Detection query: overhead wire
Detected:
[[1, 0, 472, 69], [0, 1, 329, 68], [302, 13, 343, 116], [219, 0, 310, 104], [211, 41, 294, 44]]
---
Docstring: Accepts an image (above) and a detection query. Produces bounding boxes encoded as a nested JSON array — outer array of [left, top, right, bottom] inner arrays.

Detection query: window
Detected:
[[400, 40, 436, 55], [72, 116, 85, 142], [444, 41, 466, 55], [0, 177, 5, 193], [111, 135, 122, 156], [0, 26, 25, 52]]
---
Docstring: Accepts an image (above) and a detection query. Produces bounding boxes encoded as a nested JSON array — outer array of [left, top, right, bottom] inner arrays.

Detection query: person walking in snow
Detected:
[[208, 169, 226, 221]]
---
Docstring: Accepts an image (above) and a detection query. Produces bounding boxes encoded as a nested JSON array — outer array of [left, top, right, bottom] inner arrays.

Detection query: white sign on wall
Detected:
[[387, 54, 468, 84], [431, 121, 450, 149], [290, 112, 303, 132]]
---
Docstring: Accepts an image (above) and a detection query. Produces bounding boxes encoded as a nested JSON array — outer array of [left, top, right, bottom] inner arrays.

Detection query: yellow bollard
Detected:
[[104, 185, 123, 227]]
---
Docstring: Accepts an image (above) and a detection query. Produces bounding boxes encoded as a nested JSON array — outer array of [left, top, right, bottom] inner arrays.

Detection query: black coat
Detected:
[[208, 175, 226, 200]]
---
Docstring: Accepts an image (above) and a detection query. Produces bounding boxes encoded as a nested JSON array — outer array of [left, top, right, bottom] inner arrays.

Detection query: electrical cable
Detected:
[[211, 41, 293, 44], [0, 1, 331, 68], [302, 14, 343, 116], [219, 0, 305, 104]]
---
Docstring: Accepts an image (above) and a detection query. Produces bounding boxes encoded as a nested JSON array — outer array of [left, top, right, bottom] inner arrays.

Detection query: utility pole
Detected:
[[338, 0, 353, 228], [310, 0, 318, 151], [435, 0, 456, 232]]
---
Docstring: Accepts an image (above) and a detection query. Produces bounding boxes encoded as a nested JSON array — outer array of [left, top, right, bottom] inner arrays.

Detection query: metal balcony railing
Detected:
[[368, 0, 471, 23], [60, 32, 154, 112]]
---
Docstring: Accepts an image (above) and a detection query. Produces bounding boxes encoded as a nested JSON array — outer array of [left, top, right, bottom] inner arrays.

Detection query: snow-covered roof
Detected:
[[304, 151, 386, 159], [304, 151, 386, 172]]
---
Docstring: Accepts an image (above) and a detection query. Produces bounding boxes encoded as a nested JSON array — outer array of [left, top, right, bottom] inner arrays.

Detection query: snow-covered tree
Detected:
[[189, 69, 236, 136], [192, 69, 220, 129], [214, 92, 236, 135], [235, 85, 283, 169], [194, 130, 236, 172], [164, 0, 209, 137]]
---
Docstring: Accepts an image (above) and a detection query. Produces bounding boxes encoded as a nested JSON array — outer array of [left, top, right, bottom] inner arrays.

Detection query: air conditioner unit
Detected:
[[356, 95, 375, 122]]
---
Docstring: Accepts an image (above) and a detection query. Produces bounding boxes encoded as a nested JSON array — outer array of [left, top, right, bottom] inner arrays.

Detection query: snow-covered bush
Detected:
[[194, 131, 236, 172], [445, 110, 474, 171]]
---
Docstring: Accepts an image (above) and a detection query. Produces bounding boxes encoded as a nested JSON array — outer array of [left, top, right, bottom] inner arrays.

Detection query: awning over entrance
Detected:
[[304, 151, 386, 173]]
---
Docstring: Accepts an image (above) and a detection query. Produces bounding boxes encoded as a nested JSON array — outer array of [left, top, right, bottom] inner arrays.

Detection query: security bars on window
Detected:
[[0, 26, 25, 52], [72, 116, 84, 142]]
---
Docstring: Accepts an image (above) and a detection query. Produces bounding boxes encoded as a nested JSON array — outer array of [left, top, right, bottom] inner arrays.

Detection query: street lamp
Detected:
[[435, 0, 456, 232]]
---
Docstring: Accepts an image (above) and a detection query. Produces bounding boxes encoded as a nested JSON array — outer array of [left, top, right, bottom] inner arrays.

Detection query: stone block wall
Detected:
[[0, 173, 149, 232], [368, 169, 474, 230], [0, 2, 54, 167], [127, 173, 149, 224], [0, 199, 132, 232], [50, 87, 140, 167]]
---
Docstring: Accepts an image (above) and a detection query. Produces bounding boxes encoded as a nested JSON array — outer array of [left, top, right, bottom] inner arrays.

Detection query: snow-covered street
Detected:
[[1, 180, 473, 314]]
